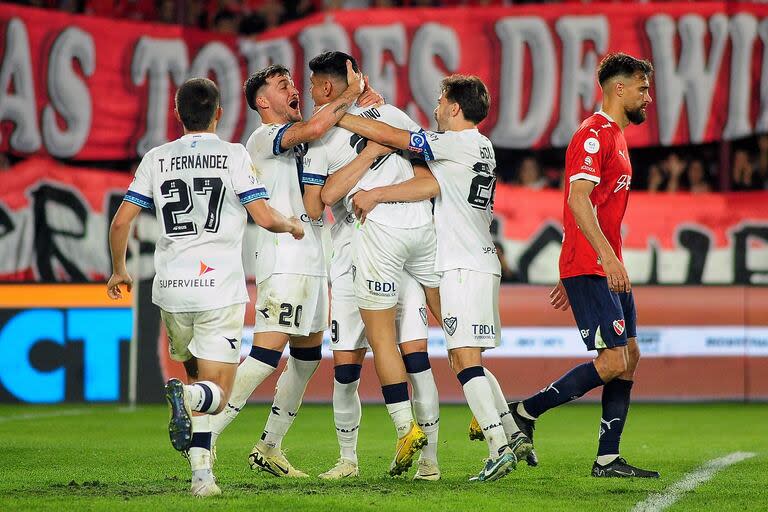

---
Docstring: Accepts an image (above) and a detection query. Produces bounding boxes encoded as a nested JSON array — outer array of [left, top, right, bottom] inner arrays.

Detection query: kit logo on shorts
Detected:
[[419, 307, 428, 326], [613, 319, 625, 335], [443, 316, 457, 336], [351, 265, 357, 282]]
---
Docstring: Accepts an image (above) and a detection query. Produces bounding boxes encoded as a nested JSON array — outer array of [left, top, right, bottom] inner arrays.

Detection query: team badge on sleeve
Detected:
[[409, 132, 427, 150]]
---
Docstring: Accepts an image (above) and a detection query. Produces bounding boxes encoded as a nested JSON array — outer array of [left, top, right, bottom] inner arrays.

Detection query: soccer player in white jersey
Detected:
[[106, 78, 303, 497], [207, 61, 366, 477], [338, 75, 534, 482], [297, 52, 441, 481]]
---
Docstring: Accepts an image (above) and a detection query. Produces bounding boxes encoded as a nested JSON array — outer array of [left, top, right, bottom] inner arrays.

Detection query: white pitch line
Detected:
[[0, 408, 93, 424], [632, 451, 757, 512]]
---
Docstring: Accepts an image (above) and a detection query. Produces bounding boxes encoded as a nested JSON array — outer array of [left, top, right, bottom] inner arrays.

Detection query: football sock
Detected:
[[484, 368, 521, 440], [189, 415, 213, 481], [210, 345, 281, 446], [597, 378, 633, 460], [457, 366, 507, 458], [260, 345, 322, 451], [185, 381, 221, 414], [332, 364, 362, 463], [382, 382, 414, 438], [521, 362, 604, 419], [404, 352, 440, 463]]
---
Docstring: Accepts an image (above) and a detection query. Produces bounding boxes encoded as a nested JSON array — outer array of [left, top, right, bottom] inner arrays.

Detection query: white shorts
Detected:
[[254, 274, 329, 337], [440, 269, 501, 350], [161, 303, 246, 364], [351, 219, 440, 310], [330, 270, 429, 351]]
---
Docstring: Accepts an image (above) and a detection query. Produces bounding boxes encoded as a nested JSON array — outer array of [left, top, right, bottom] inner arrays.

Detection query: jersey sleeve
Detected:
[[301, 142, 329, 186], [407, 130, 453, 162], [566, 126, 611, 185], [230, 145, 269, 205], [124, 152, 154, 209], [247, 123, 294, 160]]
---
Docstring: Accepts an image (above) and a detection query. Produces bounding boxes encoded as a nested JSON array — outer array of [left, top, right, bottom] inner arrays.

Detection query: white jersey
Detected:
[[345, 105, 432, 229], [246, 123, 326, 282], [125, 132, 268, 312], [407, 128, 500, 275]]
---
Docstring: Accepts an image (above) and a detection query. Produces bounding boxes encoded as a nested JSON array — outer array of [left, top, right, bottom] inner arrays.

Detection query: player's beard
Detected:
[[626, 105, 647, 125]]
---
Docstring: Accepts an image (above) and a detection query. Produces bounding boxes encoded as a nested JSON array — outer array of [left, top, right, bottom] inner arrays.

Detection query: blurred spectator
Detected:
[[517, 156, 548, 189], [0, 154, 11, 172], [756, 134, 768, 189], [647, 163, 664, 193], [686, 159, 711, 194], [156, 0, 176, 24], [732, 149, 762, 191], [213, 8, 240, 34], [661, 152, 685, 192]]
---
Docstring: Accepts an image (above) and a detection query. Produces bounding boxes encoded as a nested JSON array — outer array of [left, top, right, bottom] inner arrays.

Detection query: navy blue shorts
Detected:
[[561, 275, 637, 351]]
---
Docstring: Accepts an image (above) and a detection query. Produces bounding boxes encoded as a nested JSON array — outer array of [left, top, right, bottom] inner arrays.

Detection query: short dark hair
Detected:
[[244, 64, 290, 111], [440, 74, 490, 124], [308, 51, 359, 81], [175, 78, 219, 131], [597, 53, 653, 86]]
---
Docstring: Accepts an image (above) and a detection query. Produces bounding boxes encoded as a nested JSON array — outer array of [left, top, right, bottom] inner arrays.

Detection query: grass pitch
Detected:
[[0, 402, 766, 511]]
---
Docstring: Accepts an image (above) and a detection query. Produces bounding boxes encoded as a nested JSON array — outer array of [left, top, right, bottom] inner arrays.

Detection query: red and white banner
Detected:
[[2, 158, 767, 284], [3, 2, 768, 160]]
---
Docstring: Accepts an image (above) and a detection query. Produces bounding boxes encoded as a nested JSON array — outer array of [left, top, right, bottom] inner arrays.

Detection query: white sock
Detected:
[[386, 401, 414, 438], [185, 381, 222, 414], [409, 369, 440, 463], [259, 356, 320, 451], [484, 369, 521, 441], [332, 378, 361, 463], [597, 454, 620, 466], [462, 374, 507, 458], [209, 356, 277, 446], [189, 415, 213, 481]]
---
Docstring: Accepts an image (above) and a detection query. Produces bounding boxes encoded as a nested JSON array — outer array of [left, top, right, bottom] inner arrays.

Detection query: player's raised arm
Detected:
[[567, 179, 629, 293], [320, 141, 394, 206], [337, 113, 413, 150], [352, 164, 440, 223], [279, 61, 364, 150]]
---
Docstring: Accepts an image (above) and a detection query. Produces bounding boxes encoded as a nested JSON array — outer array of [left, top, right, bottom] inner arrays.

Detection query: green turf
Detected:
[[0, 403, 765, 511]]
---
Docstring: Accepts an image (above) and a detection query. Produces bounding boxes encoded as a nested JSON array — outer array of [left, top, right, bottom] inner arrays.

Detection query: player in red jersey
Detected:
[[508, 53, 660, 478]]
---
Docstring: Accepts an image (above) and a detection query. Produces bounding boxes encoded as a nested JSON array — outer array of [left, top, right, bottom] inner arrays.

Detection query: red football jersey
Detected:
[[559, 112, 632, 279]]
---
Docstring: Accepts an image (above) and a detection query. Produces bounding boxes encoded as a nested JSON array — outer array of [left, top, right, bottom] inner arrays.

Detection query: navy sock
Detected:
[[402, 352, 431, 374], [597, 378, 633, 456], [334, 364, 362, 384], [249, 345, 282, 368], [190, 431, 212, 450], [381, 382, 409, 404], [289, 345, 322, 361], [522, 362, 604, 418]]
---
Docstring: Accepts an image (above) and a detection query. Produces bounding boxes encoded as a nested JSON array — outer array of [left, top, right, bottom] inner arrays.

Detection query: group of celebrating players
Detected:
[[107, 49, 660, 497]]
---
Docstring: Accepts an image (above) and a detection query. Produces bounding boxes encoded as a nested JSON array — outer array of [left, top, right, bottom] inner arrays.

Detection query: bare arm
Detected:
[[567, 179, 629, 292], [280, 61, 364, 150], [302, 185, 325, 220], [320, 142, 393, 206], [337, 114, 412, 150], [107, 201, 142, 299], [245, 199, 304, 240], [352, 164, 439, 222]]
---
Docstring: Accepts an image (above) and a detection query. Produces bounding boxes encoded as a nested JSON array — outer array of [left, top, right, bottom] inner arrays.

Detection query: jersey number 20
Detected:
[[160, 177, 225, 237]]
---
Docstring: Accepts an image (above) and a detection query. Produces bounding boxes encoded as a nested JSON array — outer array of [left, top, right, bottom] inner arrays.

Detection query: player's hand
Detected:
[[362, 140, 394, 159], [107, 271, 133, 300], [357, 76, 385, 108], [602, 256, 631, 293], [352, 189, 380, 224], [346, 60, 364, 96], [549, 280, 570, 311], [288, 217, 305, 240]]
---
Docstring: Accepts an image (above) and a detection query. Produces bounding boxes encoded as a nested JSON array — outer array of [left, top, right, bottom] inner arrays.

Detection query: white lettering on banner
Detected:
[[237, 326, 768, 360], [0, 18, 42, 152], [298, 20, 351, 115], [131, 37, 189, 156], [408, 22, 459, 129], [723, 14, 758, 140], [646, 14, 728, 145], [238, 38, 294, 144], [355, 24, 407, 111], [550, 16, 608, 147], [491, 16, 556, 148], [42, 26, 95, 158], [189, 42, 241, 143]]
